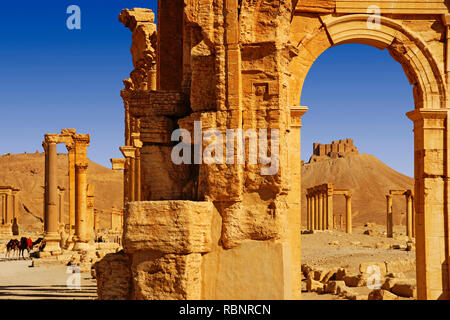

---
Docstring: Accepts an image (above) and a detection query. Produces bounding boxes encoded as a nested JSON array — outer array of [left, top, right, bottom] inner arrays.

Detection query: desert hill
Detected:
[[302, 153, 413, 227], [0, 152, 123, 232]]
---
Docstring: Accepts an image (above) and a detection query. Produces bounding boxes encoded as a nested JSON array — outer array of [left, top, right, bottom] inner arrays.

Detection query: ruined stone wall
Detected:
[[310, 139, 358, 163]]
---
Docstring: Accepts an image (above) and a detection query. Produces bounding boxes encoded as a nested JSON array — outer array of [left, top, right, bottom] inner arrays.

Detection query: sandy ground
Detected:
[[301, 224, 416, 300], [0, 224, 414, 300], [0, 253, 97, 300]]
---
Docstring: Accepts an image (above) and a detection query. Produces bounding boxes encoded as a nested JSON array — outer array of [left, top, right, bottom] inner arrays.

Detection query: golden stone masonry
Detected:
[[92, 1, 450, 300]]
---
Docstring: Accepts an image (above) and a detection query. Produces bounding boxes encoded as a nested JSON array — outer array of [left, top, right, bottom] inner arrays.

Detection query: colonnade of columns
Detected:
[[0, 186, 19, 236], [306, 183, 352, 234], [386, 189, 415, 238], [42, 129, 92, 253]]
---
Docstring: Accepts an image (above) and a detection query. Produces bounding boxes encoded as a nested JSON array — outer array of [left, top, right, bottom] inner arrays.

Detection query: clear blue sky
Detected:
[[0, 1, 414, 177]]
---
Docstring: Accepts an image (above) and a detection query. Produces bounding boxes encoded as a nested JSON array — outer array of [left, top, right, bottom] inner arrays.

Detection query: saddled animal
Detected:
[[18, 237, 43, 260], [5, 239, 20, 260]]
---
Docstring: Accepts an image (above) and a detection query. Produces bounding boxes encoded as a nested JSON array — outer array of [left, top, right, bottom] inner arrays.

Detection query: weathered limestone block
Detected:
[[94, 251, 131, 300], [218, 194, 286, 248], [132, 251, 202, 300], [391, 281, 417, 298], [359, 262, 387, 276], [324, 280, 346, 295], [123, 201, 213, 254], [343, 275, 367, 287], [385, 259, 416, 274], [306, 277, 323, 292], [140, 145, 192, 200], [368, 289, 399, 300]]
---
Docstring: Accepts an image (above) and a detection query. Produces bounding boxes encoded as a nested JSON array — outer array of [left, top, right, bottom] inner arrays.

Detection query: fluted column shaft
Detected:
[[345, 194, 352, 234]]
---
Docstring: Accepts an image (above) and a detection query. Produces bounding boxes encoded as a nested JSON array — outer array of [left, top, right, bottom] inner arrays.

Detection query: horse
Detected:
[[18, 237, 43, 260], [5, 239, 20, 260]]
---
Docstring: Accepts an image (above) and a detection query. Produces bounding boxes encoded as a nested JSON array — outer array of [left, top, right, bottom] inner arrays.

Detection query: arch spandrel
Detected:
[[288, 14, 447, 110]]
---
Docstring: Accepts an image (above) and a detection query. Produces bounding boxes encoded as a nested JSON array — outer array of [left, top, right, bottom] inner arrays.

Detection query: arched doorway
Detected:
[[289, 13, 448, 300]]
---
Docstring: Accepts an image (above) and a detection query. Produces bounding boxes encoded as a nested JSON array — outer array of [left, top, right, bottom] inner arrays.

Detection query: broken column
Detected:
[[86, 184, 95, 245]]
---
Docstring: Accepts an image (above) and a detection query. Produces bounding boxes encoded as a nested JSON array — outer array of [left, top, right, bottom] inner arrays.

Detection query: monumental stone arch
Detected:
[[95, 1, 450, 300]]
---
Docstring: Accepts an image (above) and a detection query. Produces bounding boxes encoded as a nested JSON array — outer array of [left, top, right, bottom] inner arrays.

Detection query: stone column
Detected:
[[339, 214, 343, 229], [120, 146, 136, 203], [327, 184, 333, 230], [412, 196, 416, 238], [406, 194, 413, 238], [305, 195, 310, 230], [73, 134, 90, 251], [111, 158, 126, 205], [86, 184, 95, 245], [74, 164, 88, 250], [12, 189, 19, 219], [43, 140, 61, 252], [4, 190, 12, 225], [1, 193, 5, 224], [94, 209, 99, 232], [58, 187, 65, 225], [43, 142, 49, 232], [132, 133, 143, 201], [318, 192, 323, 230], [314, 194, 318, 230], [67, 144, 76, 236], [333, 215, 336, 230], [311, 195, 315, 230], [345, 194, 352, 234], [287, 106, 307, 299], [386, 194, 393, 238], [407, 108, 450, 299]]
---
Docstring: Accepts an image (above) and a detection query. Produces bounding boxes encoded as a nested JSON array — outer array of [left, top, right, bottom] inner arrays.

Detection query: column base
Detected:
[[42, 232, 62, 254], [73, 241, 91, 251]]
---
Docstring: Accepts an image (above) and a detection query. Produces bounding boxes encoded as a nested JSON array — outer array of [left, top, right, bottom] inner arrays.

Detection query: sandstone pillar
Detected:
[[318, 192, 323, 230], [120, 146, 136, 203], [43, 142, 49, 232], [73, 134, 90, 251], [306, 196, 310, 230], [74, 164, 88, 250], [58, 187, 65, 225], [406, 194, 413, 238], [345, 194, 352, 234], [132, 133, 143, 201], [1, 193, 5, 224], [412, 196, 416, 238], [12, 189, 19, 219], [43, 141, 61, 252], [86, 184, 95, 245], [94, 209, 99, 232], [321, 193, 326, 230], [5, 191, 12, 225], [67, 144, 76, 236], [327, 185, 333, 230], [386, 194, 393, 238], [311, 194, 316, 230], [407, 109, 450, 299], [287, 106, 307, 299], [340, 214, 343, 229]]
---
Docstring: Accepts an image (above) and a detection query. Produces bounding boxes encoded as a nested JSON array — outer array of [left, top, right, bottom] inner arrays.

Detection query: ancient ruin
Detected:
[[42, 129, 90, 253], [386, 190, 415, 238], [309, 139, 358, 163], [306, 184, 352, 233], [0, 186, 19, 237], [90, 1, 450, 300]]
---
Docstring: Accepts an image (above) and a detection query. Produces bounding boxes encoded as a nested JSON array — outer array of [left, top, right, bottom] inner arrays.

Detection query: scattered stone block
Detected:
[[368, 289, 399, 300], [306, 277, 323, 292], [391, 281, 417, 298]]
